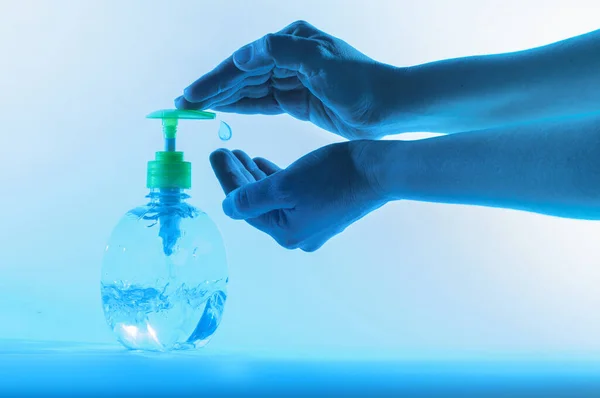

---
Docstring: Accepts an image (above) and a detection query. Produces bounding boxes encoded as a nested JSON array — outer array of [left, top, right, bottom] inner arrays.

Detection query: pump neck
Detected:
[[147, 188, 190, 204]]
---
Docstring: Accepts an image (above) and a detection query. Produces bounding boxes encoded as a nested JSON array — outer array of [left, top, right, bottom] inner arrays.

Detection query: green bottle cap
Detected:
[[145, 109, 216, 189]]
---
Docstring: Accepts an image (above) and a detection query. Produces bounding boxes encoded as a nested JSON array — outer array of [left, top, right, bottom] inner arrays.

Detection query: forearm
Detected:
[[395, 29, 600, 134], [374, 112, 600, 219]]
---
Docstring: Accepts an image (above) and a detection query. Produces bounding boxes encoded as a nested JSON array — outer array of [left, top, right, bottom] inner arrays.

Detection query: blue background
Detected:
[[2, 0, 600, 395]]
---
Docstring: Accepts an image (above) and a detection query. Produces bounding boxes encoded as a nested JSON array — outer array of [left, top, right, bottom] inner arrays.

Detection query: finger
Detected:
[[179, 20, 321, 105], [209, 82, 271, 109], [211, 87, 338, 134], [278, 20, 321, 38], [271, 76, 303, 91], [214, 89, 311, 119], [209, 149, 254, 194], [232, 150, 267, 180], [253, 157, 281, 175], [197, 73, 271, 110], [175, 95, 196, 110], [212, 95, 282, 115], [181, 73, 271, 110], [233, 34, 323, 77], [182, 56, 272, 104], [222, 175, 294, 220], [272, 67, 297, 79]]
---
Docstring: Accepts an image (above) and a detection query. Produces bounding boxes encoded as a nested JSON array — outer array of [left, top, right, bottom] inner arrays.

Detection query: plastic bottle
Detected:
[[101, 109, 228, 352]]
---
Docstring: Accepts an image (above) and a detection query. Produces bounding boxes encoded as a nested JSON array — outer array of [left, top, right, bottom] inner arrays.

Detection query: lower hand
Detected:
[[209, 141, 388, 251], [176, 20, 407, 140]]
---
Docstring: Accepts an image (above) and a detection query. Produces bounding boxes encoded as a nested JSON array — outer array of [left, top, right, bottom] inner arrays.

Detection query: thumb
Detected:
[[222, 176, 294, 220], [233, 34, 322, 76]]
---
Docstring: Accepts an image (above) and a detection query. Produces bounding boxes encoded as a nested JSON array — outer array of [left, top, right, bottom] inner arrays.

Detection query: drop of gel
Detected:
[[218, 121, 232, 141]]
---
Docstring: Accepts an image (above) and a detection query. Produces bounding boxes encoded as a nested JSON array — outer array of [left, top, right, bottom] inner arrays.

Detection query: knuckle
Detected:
[[301, 239, 324, 253], [281, 20, 319, 39], [215, 79, 226, 95], [252, 84, 270, 98], [247, 164, 261, 175], [301, 245, 318, 253], [264, 33, 276, 52], [235, 188, 250, 209], [291, 20, 313, 32], [238, 85, 251, 96], [224, 171, 239, 181], [257, 73, 272, 85], [293, 20, 309, 28], [273, 210, 292, 231], [281, 236, 301, 250], [272, 228, 301, 250]]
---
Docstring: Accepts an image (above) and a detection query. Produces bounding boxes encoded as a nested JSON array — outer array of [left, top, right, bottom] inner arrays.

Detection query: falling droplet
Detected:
[[218, 121, 232, 141]]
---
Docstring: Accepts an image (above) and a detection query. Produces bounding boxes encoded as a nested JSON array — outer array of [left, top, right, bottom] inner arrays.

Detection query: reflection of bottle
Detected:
[[101, 109, 228, 352]]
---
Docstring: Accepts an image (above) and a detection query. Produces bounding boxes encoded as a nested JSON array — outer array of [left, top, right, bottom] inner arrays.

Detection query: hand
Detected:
[[176, 20, 406, 140], [209, 141, 388, 252]]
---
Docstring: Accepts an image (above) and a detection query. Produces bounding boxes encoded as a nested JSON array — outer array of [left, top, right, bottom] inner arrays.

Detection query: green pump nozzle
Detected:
[[145, 109, 216, 190]]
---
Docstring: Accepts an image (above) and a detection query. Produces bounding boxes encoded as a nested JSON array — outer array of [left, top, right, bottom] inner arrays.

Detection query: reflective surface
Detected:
[[2, 340, 600, 397]]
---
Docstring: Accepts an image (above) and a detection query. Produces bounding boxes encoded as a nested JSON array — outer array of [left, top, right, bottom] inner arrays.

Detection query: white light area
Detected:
[[383, 132, 445, 141], [146, 323, 160, 344], [122, 325, 138, 339]]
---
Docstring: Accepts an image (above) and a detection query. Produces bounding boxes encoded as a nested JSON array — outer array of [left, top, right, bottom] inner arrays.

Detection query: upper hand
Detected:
[[209, 140, 388, 251], [176, 20, 406, 140]]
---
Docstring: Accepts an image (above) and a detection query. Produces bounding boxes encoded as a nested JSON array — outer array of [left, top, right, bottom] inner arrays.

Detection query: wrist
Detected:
[[372, 65, 425, 135], [398, 58, 501, 134], [352, 139, 410, 202], [372, 63, 461, 135], [369, 62, 465, 135]]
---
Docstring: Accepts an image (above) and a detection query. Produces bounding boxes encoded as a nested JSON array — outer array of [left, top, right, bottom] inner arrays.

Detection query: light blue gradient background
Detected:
[[1, 0, 600, 361]]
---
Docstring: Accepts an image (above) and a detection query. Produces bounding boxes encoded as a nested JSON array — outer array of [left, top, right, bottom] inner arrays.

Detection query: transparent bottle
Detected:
[[101, 109, 228, 352]]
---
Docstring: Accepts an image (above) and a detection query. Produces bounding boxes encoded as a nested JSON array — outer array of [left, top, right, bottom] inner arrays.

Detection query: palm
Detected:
[[209, 142, 385, 251]]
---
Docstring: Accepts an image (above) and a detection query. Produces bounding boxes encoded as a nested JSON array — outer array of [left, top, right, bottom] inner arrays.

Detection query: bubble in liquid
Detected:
[[218, 121, 232, 141]]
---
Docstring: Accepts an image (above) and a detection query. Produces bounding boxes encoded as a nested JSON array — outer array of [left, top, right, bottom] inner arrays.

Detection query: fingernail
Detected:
[[234, 45, 253, 65], [174, 95, 185, 108], [183, 86, 195, 100], [175, 95, 197, 110]]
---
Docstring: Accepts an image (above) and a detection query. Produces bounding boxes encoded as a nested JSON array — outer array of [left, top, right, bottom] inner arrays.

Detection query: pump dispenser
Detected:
[[101, 109, 228, 352], [146, 109, 214, 190]]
